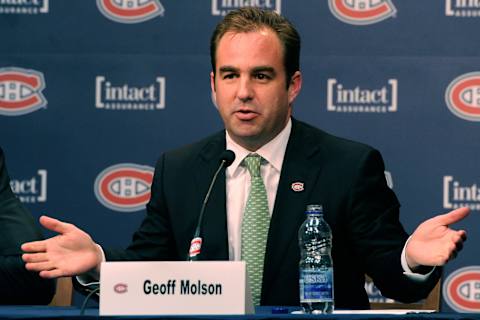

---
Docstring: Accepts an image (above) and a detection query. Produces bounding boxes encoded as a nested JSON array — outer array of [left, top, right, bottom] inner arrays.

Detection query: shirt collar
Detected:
[[226, 118, 292, 177]]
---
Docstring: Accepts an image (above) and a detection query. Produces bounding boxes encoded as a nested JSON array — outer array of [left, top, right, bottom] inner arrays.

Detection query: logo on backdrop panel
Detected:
[[211, 0, 281, 16], [0, 67, 47, 116], [0, 0, 48, 14], [97, 0, 164, 23], [327, 78, 397, 113], [328, 0, 396, 25], [446, 0, 480, 17], [445, 72, 480, 122], [94, 163, 154, 212], [443, 266, 480, 313], [95, 76, 166, 110], [443, 176, 480, 211], [10, 170, 47, 204]]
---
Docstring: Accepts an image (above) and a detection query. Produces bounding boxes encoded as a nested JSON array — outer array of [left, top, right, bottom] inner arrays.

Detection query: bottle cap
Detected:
[[306, 204, 323, 214]]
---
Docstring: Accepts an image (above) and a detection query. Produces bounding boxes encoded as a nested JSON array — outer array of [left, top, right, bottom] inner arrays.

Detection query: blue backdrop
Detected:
[[1, 0, 479, 312]]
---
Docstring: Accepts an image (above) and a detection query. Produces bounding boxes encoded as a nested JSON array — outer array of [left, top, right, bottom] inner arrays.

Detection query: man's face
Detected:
[[211, 28, 302, 151]]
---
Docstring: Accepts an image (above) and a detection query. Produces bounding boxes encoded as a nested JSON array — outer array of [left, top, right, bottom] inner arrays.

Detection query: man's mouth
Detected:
[[235, 109, 259, 120]]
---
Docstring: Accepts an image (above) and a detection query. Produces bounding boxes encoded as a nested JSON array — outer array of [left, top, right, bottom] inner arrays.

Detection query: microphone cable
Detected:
[[79, 283, 100, 316]]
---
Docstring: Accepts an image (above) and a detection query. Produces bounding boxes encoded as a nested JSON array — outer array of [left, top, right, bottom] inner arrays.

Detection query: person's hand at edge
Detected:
[[22, 215, 103, 279]]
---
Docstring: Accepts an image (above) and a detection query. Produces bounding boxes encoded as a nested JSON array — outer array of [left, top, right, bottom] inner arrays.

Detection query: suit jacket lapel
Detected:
[[192, 132, 229, 260], [262, 119, 326, 295]]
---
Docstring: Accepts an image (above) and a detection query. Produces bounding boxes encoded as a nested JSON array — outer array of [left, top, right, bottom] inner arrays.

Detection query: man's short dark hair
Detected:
[[210, 7, 301, 87]]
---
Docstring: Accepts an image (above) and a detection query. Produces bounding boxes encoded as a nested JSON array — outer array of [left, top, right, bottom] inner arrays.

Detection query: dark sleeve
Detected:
[[0, 147, 55, 304], [104, 153, 178, 261], [347, 148, 440, 303]]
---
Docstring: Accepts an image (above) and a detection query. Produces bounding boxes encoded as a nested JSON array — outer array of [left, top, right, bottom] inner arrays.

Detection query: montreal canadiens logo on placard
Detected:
[[443, 266, 480, 313], [328, 0, 396, 25], [97, 0, 164, 24], [445, 72, 480, 122], [114, 283, 128, 294], [94, 163, 154, 212], [0, 67, 47, 116]]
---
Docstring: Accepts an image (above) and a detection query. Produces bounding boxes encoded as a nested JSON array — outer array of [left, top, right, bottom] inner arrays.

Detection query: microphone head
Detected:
[[220, 150, 235, 167]]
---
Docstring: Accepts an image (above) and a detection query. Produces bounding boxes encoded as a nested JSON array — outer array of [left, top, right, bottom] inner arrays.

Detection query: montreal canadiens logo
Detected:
[[291, 182, 304, 192], [97, 0, 164, 24], [328, 0, 396, 25], [114, 283, 128, 294], [445, 72, 480, 122], [0, 67, 47, 116], [94, 163, 154, 212], [189, 237, 202, 257], [443, 266, 480, 313]]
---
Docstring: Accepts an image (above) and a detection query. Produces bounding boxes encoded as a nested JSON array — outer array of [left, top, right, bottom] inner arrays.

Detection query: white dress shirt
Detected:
[[225, 119, 292, 261]]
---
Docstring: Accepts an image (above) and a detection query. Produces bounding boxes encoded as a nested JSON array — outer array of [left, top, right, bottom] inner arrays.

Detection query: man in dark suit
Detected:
[[22, 8, 468, 309], [0, 147, 55, 304]]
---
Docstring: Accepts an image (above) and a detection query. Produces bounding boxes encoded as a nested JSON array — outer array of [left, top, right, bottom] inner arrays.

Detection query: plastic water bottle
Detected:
[[298, 204, 334, 314]]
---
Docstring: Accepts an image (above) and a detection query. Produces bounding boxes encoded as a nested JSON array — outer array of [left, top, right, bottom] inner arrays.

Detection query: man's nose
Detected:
[[236, 78, 254, 102]]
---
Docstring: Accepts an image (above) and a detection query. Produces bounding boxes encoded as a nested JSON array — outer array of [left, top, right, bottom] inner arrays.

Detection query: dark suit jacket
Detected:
[[0, 147, 55, 304], [105, 119, 439, 309]]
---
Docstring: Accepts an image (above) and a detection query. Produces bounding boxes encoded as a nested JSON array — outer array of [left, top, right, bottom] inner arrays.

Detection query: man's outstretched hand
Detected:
[[406, 207, 469, 270], [22, 216, 103, 279]]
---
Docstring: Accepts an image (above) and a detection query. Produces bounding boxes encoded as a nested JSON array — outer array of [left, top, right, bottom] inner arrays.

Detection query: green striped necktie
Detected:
[[241, 153, 270, 306]]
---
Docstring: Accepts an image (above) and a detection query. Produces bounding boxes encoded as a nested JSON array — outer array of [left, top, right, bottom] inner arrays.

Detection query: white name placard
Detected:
[[99, 261, 253, 316]]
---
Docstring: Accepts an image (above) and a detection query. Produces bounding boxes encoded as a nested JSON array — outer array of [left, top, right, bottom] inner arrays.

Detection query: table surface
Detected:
[[0, 306, 479, 320]]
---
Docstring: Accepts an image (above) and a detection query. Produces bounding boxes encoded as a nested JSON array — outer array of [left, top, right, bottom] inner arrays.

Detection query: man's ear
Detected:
[[288, 71, 302, 105], [210, 71, 216, 94], [210, 71, 218, 108]]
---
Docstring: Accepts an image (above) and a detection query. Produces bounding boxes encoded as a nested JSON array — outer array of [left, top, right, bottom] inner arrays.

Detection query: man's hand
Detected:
[[22, 216, 103, 279], [406, 207, 469, 270]]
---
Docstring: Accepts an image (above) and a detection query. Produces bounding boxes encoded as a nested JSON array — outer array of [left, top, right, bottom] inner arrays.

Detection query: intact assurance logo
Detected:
[[95, 76, 165, 110], [444, 266, 480, 313], [443, 176, 480, 211], [327, 78, 397, 113], [97, 0, 164, 23], [328, 0, 396, 25], [94, 163, 154, 212], [0, 0, 48, 14], [445, 72, 480, 122], [0, 67, 47, 116], [212, 0, 281, 16], [10, 170, 47, 204], [446, 0, 480, 17]]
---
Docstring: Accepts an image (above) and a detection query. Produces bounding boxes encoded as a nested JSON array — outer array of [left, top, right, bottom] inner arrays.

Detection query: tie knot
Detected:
[[244, 154, 262, 177]]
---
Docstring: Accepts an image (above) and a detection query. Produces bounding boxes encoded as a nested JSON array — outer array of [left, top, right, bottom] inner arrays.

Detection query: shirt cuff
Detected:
[[75, 244, 105, 286], [401, 236, 435, 282]]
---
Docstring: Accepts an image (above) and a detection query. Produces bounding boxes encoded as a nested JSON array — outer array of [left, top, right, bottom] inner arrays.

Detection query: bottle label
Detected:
[[299, 268, 333, 302]]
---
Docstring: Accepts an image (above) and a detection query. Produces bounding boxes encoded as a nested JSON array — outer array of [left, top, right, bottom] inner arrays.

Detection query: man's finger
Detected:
[[22, 252, 49, 263], [25, 261, 55, 272], [39, 215, 72, 234], [21, 240, 47, 253], [431, 207, 470, 226], [39, 269, 65, 279]]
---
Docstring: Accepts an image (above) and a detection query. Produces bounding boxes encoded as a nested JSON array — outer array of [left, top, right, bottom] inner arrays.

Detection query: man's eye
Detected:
[[255, 73, 270, 80], [223, 73, 237, 80]]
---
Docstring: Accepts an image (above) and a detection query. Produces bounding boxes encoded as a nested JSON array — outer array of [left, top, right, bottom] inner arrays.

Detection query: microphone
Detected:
[[187, 150, 235, 261]]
